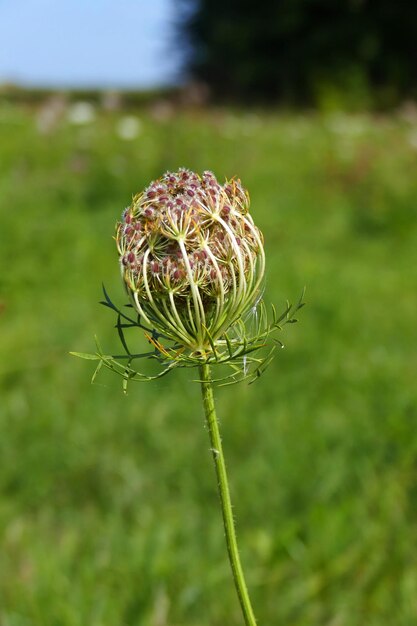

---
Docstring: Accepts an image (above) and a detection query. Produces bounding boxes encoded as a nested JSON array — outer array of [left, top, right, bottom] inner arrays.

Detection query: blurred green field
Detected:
[[1, 100, 417, 626]]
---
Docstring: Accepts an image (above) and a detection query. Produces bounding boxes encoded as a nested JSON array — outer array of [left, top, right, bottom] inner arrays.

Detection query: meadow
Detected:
[[1, 98, 416, 626]]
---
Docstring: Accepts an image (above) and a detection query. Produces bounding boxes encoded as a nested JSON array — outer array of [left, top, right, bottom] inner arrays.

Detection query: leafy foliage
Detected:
[[181, 0, 417, 107]]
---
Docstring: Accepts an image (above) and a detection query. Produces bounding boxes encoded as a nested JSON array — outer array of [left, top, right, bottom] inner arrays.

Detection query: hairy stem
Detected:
[[199, 363, 257, 626]]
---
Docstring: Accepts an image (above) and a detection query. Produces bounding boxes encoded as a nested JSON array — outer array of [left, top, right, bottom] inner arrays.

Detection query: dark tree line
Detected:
[[180, 0, 417, 107]]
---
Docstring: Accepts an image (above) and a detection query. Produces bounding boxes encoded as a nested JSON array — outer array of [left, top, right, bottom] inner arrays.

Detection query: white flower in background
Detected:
[[116, 116, 142, 141], [407, 129, 417, 150], [36, 95, 67, 134], [67, 101, 95, 125], [326, 113, 367, 137]]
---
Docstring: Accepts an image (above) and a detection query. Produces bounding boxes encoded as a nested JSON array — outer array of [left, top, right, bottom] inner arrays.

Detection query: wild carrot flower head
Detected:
[[116, 168, 265, 354], [73, 168, 304, 386]]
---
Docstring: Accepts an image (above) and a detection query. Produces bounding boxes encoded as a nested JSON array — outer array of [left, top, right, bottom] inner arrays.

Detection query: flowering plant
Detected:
[[73, 168, 304, 625], [74, 169, 303, 387]]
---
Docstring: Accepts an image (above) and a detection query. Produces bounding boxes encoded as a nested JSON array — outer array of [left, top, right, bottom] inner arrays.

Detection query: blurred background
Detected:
[[1, 1, 417, 625]]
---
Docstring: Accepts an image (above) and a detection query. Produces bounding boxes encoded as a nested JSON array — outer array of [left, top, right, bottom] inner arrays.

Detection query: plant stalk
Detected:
[[199, 363, 257, 626]]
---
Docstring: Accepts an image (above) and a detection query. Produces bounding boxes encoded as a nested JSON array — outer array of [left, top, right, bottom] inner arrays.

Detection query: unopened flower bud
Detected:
[[116, 169, 265, 354]]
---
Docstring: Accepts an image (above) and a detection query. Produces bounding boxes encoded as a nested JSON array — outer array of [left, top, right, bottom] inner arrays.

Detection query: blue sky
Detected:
[[0, 0, 184, 88]]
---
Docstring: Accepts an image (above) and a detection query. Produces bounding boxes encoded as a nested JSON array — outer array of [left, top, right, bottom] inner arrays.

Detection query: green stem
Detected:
[[199, 363, 257, 626]]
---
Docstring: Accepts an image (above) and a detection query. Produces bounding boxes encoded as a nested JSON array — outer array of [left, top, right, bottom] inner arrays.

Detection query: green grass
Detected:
[[1, 101, 417, 626]]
